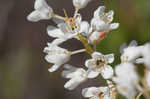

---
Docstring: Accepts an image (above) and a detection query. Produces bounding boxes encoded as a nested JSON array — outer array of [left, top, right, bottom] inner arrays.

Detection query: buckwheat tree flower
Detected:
[[47, 14, 90, 45], [85, 52, 114, 79], [43, 43, 71, 72], [27, 0, 54, 22], [120, 40, 144, 62], [73, 0, 91, 10], [91, 6, 119, 32], [89, 6, 119, 44], [47, 23, 77, 45], [82, 80, 116, 99], [82, 87, 110, 99], [62, 64, 88, 90], [112, 62, 139, 99], [140, 43, 150, 68], [79, 21, 90, 37]]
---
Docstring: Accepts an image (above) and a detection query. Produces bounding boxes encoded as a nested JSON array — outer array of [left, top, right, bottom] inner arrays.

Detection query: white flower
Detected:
[[120, 40, 144, 62], [112, 62, 139, 99], [47, 22, 79, 45], [140, 43, 150, 68], [91, 6, 119, 32], [47, 14, 90, 45], [27, 0, 53, 22], [43, 43, 71, 72], [85, 52, 114, 79], [73, 0, 91, 9], [62, 64, 87, 90], [121, 41, 150, 68], [89, 31, 107, 44], [79, 21, 90, 37], [82, 82, 116, 99]]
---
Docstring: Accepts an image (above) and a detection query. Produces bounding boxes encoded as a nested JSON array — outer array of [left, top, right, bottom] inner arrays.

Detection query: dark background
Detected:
[[0, 0, 150, 99]]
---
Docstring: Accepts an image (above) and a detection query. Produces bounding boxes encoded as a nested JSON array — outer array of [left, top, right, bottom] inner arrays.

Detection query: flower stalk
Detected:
[[77, 33, 94, 54], [71, 49, 86, 55]]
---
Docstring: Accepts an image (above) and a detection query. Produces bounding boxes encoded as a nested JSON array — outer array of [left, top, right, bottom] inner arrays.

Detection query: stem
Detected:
[[141, 78, 150, 99], [136, 92, 143, 99], [54, 14, 66, 20], [71, 49, 86, 55], [74, 8, 79, 17], [135, 81, 143, 92], [77, 33, 94, 54]]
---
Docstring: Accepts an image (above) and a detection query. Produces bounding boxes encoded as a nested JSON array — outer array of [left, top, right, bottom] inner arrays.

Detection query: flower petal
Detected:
[[57, 23, 68, 33], [109, 23, 119, 30], [92, 52, 103, 59], [27, 0, 53, 22], [61, 64, 77, 78], [47, 26, 64, 38], [34, 0, 49, 10], [94, 6, 105, 18], [85, 59, 95, 68], [27, 10, 42, 22], [104, 10, 114, 23], [73, 0, 91, 9], [100, 65, 114, 79], [82, 87, 100, 97], [48, 64, 61, 72], [129, 40, 138, 47], [91, 17, 106, 31], [80, 21, 90, 36], [51, 38, 67, 45], [64, 77, 86, 90], [89, 31, 100, 43], [52, 17, 65, 24], [87, 69, 99, 78], [104, 54, 114, 63]]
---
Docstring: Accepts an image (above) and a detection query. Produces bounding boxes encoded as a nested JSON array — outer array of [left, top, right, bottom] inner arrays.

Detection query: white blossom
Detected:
[[43, 43, 71, 72], [79, 21, 90, 37], [47, 14, 90, 45], [140, 43, 150, 68], [73, 0, 91, 9], [89, 31, 107, 44], [85, 52, 114, 79], [120, 40, 144, 62], [121, 41, 150, 68], [89, 6, 119, 44], [112, 62, 139, 99], [82, 81, 116, 99], [62, 64, 87, 90], [27, 0, 53, 22], [90, 6, 119, 32]]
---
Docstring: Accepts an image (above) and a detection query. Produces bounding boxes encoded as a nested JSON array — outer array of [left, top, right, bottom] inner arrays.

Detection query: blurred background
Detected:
[[0, 0, 150, 99]]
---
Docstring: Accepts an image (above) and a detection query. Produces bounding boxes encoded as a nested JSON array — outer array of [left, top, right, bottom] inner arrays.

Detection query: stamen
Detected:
[[63, 8, 69, 19]]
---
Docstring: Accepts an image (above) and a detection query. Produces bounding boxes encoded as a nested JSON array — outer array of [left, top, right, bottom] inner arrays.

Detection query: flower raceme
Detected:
[[26, 0, 150, 99], [27, 0, 119, 98]]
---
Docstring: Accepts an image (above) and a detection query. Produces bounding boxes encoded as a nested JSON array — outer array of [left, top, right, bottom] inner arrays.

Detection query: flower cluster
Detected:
[[113, 41, 150, 99], [27, 0, 150, 99]]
